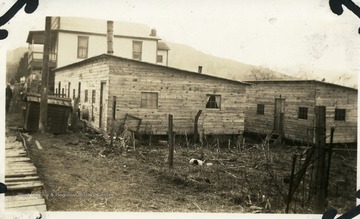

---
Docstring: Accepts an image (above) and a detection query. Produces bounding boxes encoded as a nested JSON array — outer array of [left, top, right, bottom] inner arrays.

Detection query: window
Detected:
[[85, 89, 88, 102], [335, 108, 346, 121], [141, 92, 158, 109], [298, 107, 308, 120], [157, 55, 163, 63], [206, 94, 221, 109], [73, 89, 76, 100], [92, 90, 96, 103], [257, 104, 265, 115], [78, 36, 89, 59], [133, 41, 142, 60]]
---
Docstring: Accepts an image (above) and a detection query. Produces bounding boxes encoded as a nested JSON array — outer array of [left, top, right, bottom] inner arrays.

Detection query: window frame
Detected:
[[157, 55, 163, 63], [298, 107, 308, 120], [334, 108, 346, 121], [92, 90, 96, 104], [84, 89, 88, 102], [206, 94, 221, 109], [140, 92, 158, 109], [132, 41, 143, 61], [257, 104, 265, 115], [77, 36, 89, 59]]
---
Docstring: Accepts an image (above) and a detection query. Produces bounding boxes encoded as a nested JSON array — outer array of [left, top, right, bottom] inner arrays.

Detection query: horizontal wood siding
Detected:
[[107, 59, 247, 135], [315, 83, 357, 143], [245, 82, 316, 143], [54, 59, 110, 131]]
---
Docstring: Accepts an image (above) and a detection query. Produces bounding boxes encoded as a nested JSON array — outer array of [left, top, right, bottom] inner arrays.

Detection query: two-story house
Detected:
[[26, 16, 170, 93]]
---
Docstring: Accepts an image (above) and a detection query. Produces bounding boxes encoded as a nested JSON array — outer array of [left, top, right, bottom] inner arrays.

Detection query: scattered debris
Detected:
[[35, 140, 43, 150]]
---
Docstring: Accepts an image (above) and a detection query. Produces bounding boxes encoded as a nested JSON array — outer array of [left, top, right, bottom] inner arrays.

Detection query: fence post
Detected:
[[286, 154, 297, 213], [325, 127, 335, 198], [168, 114, 174, 168], [110, 96, 116, 148]]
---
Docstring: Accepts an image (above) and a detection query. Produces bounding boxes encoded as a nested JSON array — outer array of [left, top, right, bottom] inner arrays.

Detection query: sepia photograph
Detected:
[[1, 0, 359, 218]]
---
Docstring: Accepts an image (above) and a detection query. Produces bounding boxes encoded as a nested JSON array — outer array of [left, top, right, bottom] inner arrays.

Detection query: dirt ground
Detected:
[[5, 106, 357, 214]]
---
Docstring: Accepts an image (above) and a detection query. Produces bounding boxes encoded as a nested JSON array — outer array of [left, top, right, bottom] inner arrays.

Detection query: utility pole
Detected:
[[314, 106, 326, 213], [39, 16, 51, 132]]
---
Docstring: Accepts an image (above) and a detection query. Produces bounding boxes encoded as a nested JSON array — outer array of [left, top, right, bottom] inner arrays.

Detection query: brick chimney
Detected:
[[150, 28, 157, 37], [107, 20, 114, 54]]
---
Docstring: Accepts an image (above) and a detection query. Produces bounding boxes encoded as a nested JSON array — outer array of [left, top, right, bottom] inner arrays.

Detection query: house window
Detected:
[[257, 104, 265, 115], [73, 89, 76, 100], [206, 94, 221, 109], [133, 41, 142, 60], [157, 55, 163, 63], [92, 90, 96, 103], [78, 36, 89, 59], [85, 89, 88, 102], [298, 107, 308, 120], [141, 92, 158, 109], [335, 108, 346, 121]]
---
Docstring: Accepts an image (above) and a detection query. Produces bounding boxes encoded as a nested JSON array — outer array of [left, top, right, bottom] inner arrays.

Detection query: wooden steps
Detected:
[[5, 134, 47, 212]]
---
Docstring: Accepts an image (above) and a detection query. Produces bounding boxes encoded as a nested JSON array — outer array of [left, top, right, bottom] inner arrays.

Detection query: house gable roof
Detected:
[[54, 53, 250, 86], [158, 41, 170, 51]]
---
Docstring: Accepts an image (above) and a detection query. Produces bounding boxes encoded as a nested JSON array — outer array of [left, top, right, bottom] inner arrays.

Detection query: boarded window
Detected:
[[133, 41, 142, 60], [92, 90, 96, 103], [85, 89, 88, 102], [335, 108, 346, 121], [141, 92, 158, 109], [206, 94, 221, 109], [157, 55, 163, 63], [298, 107, 308, 120], [78, 36, 89, 59], [257, 104, 265, 115]]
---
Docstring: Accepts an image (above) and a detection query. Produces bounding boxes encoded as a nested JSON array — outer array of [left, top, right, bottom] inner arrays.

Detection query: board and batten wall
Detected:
[[245, 81, 316, 143], [314, 83, 357, 143], [54, 57, 110, 131], [106, 57, 247, 135], [245, 81, 357, 144]]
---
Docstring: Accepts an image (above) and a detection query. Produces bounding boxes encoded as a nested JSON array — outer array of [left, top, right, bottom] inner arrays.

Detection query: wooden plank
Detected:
[[5, 171, 38, 177], [35, 140, 43, 150], [6, 181, 43, 190], [6, 204, 47, 212], [5, 157, 31, 162], [5, 197, 45, 208], [5, 176, 40, 182], [5, 195, 43, 202]]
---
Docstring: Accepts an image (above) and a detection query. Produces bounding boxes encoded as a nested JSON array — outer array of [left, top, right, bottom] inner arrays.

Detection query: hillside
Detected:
[[166, 41, 296, 81], [6, 47, 27, 82]]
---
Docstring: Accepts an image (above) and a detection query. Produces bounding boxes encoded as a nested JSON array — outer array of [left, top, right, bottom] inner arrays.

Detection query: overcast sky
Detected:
[[0, 0, 359, 83]]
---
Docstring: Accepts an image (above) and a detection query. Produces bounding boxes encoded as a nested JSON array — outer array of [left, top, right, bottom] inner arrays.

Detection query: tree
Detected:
[[15, 52, 28, 82], [248, 68, 273, 80]]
